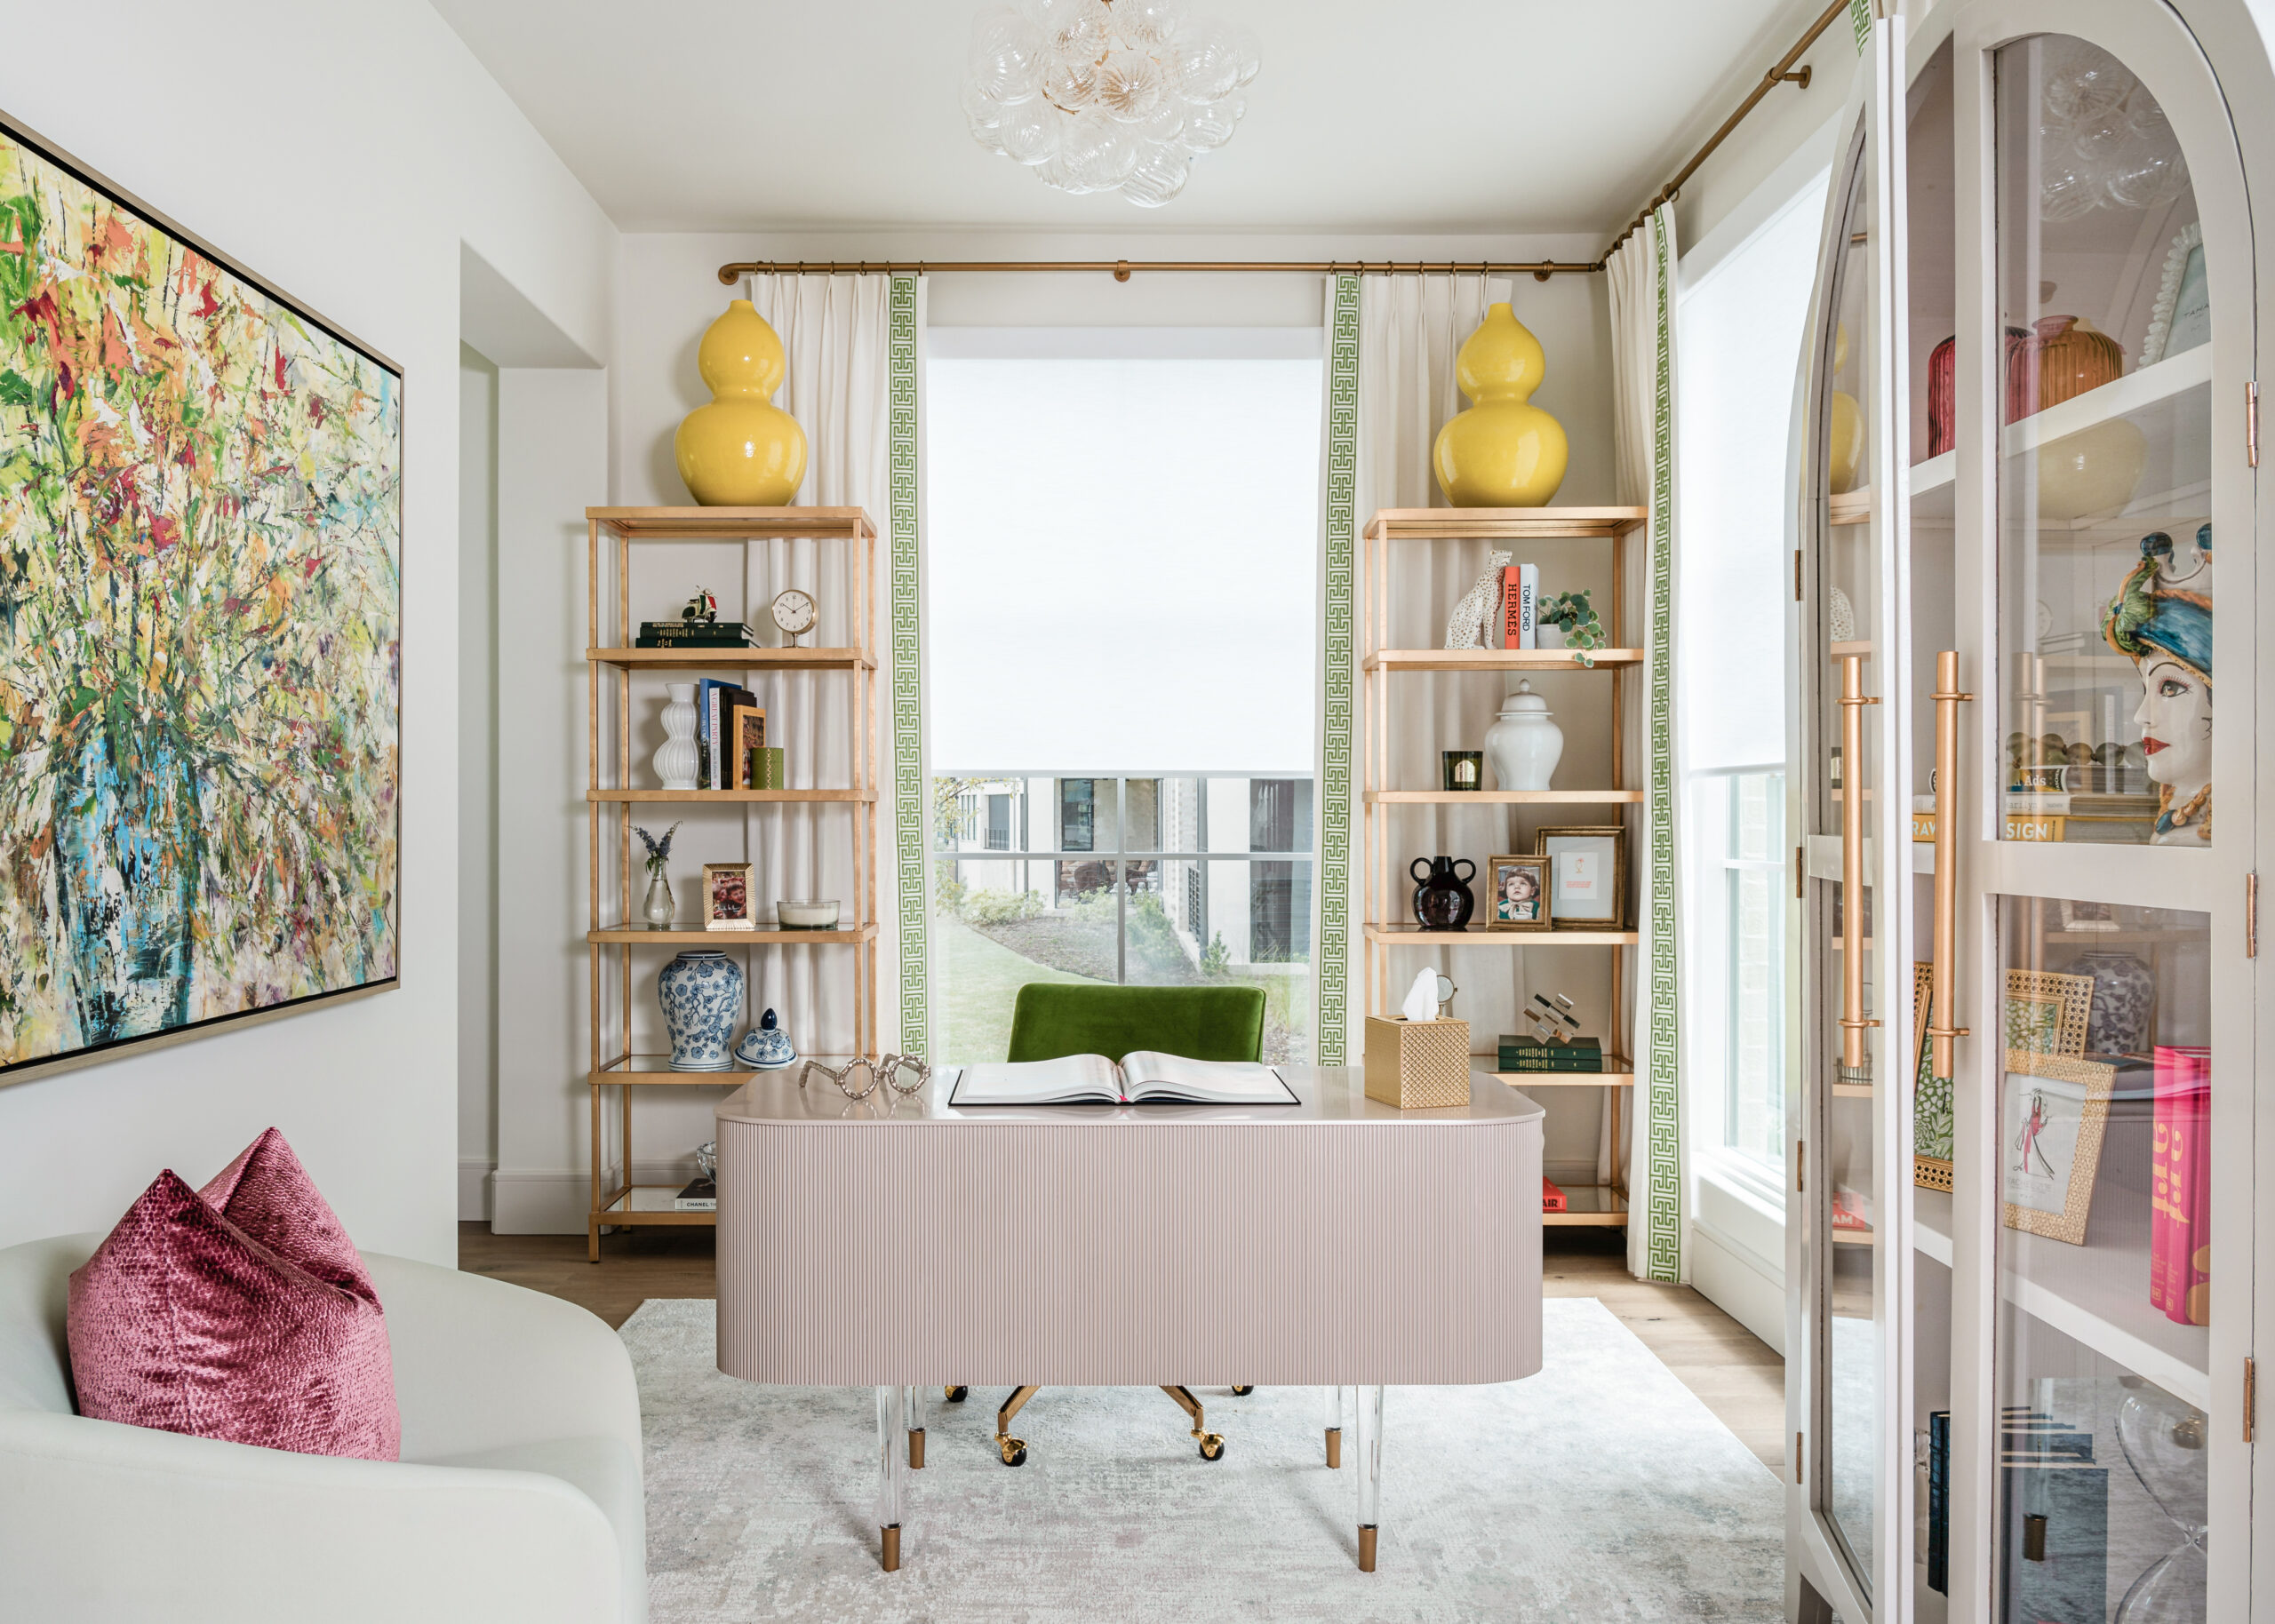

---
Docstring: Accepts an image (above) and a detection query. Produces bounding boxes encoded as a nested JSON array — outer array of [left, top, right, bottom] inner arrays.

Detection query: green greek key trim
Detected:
[[888, 275, 927, 1055], [1317, 273, 1361, 1066], [1848, 0, 1871, 55], [1643, 208, 1682, 1284]]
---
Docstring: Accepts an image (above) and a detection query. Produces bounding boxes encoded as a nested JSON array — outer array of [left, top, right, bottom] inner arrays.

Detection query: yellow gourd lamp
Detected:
[[675, 299, 808, 506], [1433, 303, 1569, 508], [1828, 323, 1865, 495]]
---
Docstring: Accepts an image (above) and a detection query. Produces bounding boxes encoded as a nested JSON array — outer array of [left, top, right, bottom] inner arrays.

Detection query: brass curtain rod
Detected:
[[712, 257, 1594, 285], [712, 1, 1842, 286]]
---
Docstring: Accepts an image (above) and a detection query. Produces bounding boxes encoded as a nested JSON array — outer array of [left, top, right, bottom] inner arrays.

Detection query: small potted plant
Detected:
[[1537, 589, 1608, 667], [637, 822, 682, 929]]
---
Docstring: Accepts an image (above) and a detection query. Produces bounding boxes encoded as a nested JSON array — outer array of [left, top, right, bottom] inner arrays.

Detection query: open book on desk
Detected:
[[948, 1053, 1297, 1107]]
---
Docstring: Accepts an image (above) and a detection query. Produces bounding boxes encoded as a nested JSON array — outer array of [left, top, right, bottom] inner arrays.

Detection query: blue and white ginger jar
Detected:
[[733, 1007, 798, 1071], [659, 950, 743, 1072]]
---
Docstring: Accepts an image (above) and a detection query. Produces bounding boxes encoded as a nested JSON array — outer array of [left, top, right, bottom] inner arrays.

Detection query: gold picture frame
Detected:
[[1536, 825, 1628, 929], [2000, 1048, 2114, 1246], [726, 703, 768, 790], [2004, 968, 2093, 1057], [702, 862, 754, 931], [1484, 853, 1553, 931]]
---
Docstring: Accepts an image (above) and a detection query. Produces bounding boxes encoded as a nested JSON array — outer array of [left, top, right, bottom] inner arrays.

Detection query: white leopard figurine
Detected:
[[1444, 549, 1513, 649]]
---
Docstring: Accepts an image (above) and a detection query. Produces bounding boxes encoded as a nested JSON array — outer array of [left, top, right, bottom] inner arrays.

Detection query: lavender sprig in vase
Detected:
[[636, 822, 682, 930]]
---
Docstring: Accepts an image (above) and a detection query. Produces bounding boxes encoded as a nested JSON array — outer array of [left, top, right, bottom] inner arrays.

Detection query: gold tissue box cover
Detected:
[[1363, 1016, 1473, 1110]]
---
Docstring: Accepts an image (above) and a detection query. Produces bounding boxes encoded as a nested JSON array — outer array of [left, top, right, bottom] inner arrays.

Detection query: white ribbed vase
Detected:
[[655, 682, 699, 791]]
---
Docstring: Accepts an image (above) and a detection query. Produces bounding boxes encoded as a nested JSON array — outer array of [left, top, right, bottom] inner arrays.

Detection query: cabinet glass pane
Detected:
[[1814, 143, 1879, 1595], [1996, 36, 2210, 848], [1906, 36, 1957, 1622], [1992, 897, 2209, 1623]]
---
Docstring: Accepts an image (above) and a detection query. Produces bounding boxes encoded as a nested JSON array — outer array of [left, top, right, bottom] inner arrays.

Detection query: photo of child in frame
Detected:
[[703, 862, 754, 931], [1487, 854, 1551, 931]]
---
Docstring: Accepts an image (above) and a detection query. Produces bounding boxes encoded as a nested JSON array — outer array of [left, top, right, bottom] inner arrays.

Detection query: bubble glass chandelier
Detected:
[[962, 0, 1261, 207]]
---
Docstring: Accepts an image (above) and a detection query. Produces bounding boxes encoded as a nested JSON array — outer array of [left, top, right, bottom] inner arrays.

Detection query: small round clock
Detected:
[[770, 587, 818, 644]]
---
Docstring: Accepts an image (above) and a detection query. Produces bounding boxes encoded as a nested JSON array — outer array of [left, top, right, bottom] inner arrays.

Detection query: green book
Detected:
[[1499, 1035, 1603, 1071]]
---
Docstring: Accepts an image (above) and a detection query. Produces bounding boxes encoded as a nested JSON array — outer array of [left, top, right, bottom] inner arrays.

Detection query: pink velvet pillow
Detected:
[[67, 1128, 400, 1460]]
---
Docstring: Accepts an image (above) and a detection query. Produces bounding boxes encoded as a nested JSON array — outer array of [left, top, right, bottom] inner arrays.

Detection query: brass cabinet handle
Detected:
[[1836, 653, 1880, 1080], [1926, 651, 1973, 1073]]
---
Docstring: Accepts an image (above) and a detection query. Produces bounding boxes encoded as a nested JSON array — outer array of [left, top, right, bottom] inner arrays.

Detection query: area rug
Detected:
[[623, 1296, 1781, 1622]]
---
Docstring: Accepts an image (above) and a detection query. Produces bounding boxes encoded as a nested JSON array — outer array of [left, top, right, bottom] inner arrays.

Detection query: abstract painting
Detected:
[[0, 116, 400, 1079]]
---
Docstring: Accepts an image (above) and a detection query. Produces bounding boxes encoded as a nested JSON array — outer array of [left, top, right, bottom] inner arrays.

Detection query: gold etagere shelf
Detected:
[[1361, 506, 1648, 1228], [583, 506, 880, 1262]]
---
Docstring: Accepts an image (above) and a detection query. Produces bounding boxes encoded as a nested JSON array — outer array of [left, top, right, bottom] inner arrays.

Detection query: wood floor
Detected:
[[459, 1222, 1787, 1479]]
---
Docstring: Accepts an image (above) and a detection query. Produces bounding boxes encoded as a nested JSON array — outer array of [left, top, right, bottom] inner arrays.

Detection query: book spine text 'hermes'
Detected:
[[2149, 1045, 2211, 1325], [1501, 564, 1538, 649]]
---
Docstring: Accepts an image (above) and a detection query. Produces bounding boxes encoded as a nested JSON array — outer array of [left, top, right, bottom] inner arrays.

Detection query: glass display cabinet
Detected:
[[1787, 4, 2257, 1620]]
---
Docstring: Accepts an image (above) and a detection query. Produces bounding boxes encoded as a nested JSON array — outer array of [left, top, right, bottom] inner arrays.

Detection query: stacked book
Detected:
[[636, 618, 759, 648], [1497, 1034, 1604, 1073]]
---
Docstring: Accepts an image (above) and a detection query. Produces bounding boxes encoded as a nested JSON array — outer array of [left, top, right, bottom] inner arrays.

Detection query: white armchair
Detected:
[[0, 1233, 646, 1624]]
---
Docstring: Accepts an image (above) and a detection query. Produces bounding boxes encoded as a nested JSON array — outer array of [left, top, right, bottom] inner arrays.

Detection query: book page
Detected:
[[948, 1055, 1125, 1106], [1118, 1052, 1297, 1105]]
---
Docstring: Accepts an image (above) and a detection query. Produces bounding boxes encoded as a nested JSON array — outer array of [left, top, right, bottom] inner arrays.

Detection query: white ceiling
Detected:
[[434, 0, 1808, 235]]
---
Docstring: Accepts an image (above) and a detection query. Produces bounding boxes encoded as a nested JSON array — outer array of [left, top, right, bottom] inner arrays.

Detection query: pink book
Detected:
[[2150, 1045, 2211, 1325]]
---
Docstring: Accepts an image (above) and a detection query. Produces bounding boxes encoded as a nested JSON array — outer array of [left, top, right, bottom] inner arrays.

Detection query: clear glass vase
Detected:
[[643, 870, 674, 930]]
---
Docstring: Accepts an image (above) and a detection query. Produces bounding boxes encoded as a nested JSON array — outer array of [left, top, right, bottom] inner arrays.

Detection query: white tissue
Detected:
[[1401, 967, 1441, 1023]]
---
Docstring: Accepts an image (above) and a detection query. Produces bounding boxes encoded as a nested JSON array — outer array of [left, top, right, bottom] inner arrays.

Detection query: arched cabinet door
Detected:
[[1932, 2, 2258, 1622], [1784, 12, 1917, 1623]]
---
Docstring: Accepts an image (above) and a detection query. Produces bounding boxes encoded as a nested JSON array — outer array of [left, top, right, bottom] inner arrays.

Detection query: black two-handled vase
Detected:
[[1410, 856, 1477, 931]]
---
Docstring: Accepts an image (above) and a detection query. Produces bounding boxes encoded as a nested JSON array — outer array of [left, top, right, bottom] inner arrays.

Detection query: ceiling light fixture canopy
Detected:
[[962, 0, 1260, 207]]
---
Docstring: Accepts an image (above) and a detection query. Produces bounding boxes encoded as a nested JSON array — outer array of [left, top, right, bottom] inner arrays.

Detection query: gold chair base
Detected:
[[1358, 1524, 1378, 1572], [881, 1524, 901, 1572], [908, 1427, 925, 1470], [1326, 1425, 1342, 1469]]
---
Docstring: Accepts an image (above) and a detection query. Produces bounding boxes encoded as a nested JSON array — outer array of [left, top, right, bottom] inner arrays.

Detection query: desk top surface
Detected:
[[716, 1064, 1544, 1129]]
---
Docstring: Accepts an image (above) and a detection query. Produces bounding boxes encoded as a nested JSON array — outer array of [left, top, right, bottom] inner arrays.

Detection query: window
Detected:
[[925, 329, 1324, 1064], [1678, 173, 1827, 1178]]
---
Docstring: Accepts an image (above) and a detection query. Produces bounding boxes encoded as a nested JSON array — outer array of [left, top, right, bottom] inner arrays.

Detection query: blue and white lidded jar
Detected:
[[659, 950, 744, 1072]]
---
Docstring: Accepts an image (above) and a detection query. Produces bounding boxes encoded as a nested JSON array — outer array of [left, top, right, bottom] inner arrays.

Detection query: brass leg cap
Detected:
[[908, 1428, 925, 1470], [1326, 1427, 1342, 1469], [881, 1524, 901, 1572], [1358, 1524, 1378, 1572]]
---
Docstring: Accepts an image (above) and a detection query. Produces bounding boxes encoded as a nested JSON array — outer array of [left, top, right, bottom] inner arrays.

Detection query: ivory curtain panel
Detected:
[[1606, 207, 1683, 1284], [738, 275, 926, 1057]]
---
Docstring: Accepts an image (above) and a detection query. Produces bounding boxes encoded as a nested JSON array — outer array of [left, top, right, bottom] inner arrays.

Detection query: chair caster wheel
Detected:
[[999, 1437, 1028, 1467], [1198, 1433, 1226, 1461], [944, 1386, 969, 1403], [1231, 1386, 1254, 1396]]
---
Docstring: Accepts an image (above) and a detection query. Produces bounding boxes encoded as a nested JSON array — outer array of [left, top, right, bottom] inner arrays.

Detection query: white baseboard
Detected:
[[1688, 1224, 1786, 1356], [488, 1158, 704, 1235], [458, 1158, 494, 1223]]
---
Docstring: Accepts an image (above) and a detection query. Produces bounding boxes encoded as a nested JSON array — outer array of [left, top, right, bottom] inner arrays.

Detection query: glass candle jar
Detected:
[[1441, 750, 1484, 792]]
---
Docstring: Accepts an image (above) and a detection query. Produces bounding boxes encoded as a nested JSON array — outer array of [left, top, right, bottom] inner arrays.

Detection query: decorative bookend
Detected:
[[1363, 1015, 1472, 1110]]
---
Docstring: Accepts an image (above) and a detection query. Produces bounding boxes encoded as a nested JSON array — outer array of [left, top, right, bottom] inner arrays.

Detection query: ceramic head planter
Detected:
[[2103, 525, 2213, 843]]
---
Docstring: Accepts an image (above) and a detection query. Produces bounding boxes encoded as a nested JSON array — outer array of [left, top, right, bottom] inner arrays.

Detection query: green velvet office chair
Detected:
[[944, 982, 1268, 1468]]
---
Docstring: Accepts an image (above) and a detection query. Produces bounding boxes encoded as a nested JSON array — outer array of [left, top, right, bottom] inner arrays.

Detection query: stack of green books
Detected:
[[636, 620, 758, 648], [1497, 1035, 1604, 1073]]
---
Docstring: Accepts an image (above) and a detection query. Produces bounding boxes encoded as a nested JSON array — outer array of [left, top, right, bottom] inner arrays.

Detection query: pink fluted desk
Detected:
[[714, 1065, 1544, 1572]]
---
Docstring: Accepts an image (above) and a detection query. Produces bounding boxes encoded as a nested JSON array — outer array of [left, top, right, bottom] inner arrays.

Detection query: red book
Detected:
[[2150, 1045, 2211, 1326], [1541, 1177, 1567, 1214]]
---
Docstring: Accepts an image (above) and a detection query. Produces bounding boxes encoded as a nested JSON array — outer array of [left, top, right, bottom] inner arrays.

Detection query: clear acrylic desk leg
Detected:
[[1355, 1384, 1384, 1572], [904, 1383, 928, 1469], [1324, 1385, 1345, 1469], [874, 1385, 906, 1571]]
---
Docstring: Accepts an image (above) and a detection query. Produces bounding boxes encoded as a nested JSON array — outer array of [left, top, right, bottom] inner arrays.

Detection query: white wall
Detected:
[[490, 369, 613, 1233], [459, 346, 500, 1220], [0, 2, 615, 1264]]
